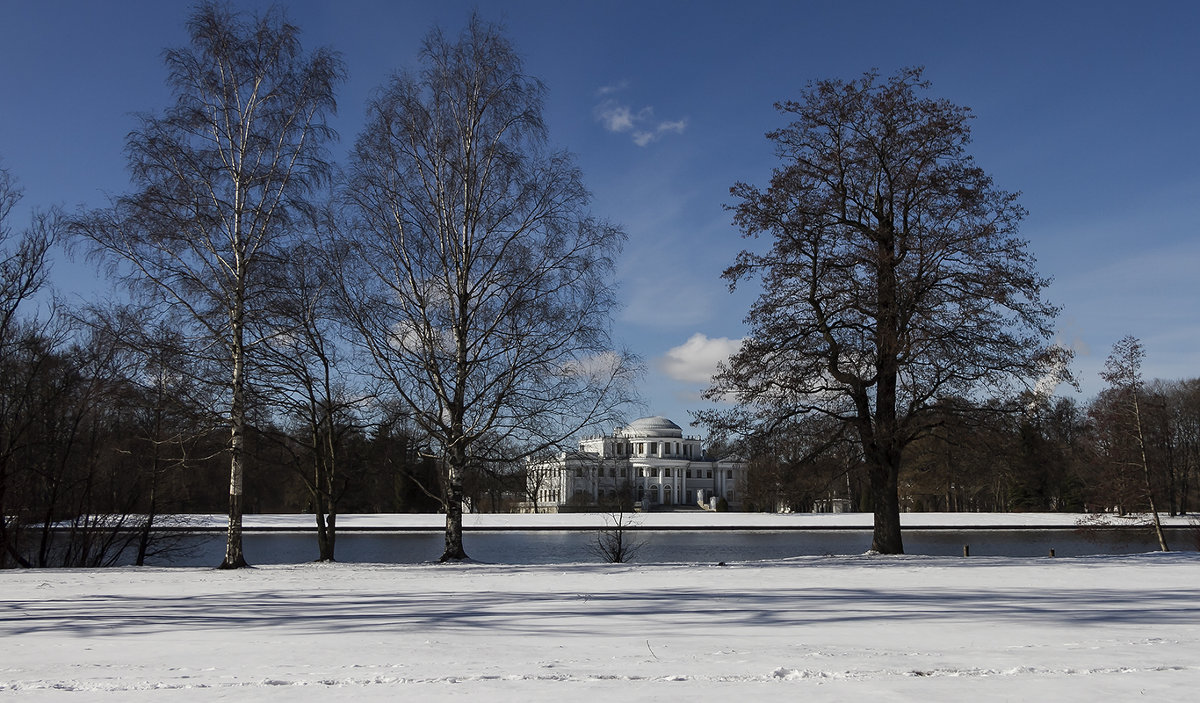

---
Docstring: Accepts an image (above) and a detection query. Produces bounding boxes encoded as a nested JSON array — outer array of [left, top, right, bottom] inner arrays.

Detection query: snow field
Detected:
[[3, 553, 1199, 700]]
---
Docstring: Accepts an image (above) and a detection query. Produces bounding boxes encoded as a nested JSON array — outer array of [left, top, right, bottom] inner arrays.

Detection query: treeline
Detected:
[[4, 158, 525, 566], [0, 298, 537, 567], [738, 382, 1199, 518], [5, 3, 633, 568]]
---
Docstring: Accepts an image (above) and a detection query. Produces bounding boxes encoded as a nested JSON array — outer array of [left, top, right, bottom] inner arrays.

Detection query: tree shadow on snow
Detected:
[[4, 576, 1199, 638]]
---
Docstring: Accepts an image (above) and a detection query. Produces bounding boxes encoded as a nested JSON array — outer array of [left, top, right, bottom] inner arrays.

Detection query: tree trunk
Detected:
[[136, 484, 156, 567], [440, 449, 469, 561], [1133, 395, 1169, 551], [868, 456, 904, 554], [315, 508, 335, 562], [869, 209, 904, 554], [137, 417, 162, 567], [220, 320, 248, 569]]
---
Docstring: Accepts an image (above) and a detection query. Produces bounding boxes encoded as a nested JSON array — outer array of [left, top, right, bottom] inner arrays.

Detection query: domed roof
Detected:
[[624, 416, 683, 438]]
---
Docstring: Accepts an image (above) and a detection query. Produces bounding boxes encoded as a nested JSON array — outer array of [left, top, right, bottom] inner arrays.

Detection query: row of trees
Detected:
[[736, 373, 1198, 528], [0, 268, 547, 567], [3, 5, 634, 567]]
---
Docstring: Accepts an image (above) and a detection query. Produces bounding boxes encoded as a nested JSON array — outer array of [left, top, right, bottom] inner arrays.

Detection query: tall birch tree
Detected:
[[72, 4, 344, 568], [340, 17, 636, 561], [1097, 335, 1169, 551]]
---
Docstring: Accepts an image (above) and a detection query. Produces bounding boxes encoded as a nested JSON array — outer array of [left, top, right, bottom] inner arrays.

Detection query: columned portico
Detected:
[[523, 416, 746, 512]]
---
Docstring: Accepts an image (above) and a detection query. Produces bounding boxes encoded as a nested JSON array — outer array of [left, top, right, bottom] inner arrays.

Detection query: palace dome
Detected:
[[624, 416, 683, 438]]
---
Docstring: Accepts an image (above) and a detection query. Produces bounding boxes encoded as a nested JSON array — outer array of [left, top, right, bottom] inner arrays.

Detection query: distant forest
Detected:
[[731, 384, 1199, 517]]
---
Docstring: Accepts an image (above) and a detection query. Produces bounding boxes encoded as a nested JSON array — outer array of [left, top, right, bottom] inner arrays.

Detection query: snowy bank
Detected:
[[3, 553, 1199, 700], [176, 511, 1197, 531]]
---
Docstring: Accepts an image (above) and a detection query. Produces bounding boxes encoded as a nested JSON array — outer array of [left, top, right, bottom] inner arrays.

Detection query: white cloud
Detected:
[[562, 350, 625, 383], [596, 103, 635, 133], [631, 118, 689, 147], [658, 333, 743, 384], [656, 119, 687, 134], [593, 85, 687, 147]]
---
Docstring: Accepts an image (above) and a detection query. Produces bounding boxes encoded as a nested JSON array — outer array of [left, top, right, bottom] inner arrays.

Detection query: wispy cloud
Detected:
[[658, 333, 743, 384], [593, 82, 687, 147], [595, 80, 629, 97]]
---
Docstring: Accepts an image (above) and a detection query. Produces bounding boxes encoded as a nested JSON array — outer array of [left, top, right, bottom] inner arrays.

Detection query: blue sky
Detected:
[[2, 1, 1197, 435]]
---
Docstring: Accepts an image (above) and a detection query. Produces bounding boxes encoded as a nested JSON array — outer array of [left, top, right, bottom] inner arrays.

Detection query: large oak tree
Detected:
[[704, 68, 1067, 553]]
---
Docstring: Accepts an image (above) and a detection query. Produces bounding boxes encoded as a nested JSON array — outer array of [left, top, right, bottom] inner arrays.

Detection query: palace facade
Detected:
[[524, 416, 746, 512]]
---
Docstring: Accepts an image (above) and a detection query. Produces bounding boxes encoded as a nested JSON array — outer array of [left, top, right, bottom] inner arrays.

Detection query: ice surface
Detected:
[[185, 510, 1198, 530]]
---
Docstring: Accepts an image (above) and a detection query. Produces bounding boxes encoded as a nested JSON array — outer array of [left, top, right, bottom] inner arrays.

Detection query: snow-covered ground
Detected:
[[4, 552, 1199, 700]]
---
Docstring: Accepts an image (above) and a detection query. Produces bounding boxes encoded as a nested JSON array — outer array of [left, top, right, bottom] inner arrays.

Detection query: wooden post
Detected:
[[962, 544, 970, 557]]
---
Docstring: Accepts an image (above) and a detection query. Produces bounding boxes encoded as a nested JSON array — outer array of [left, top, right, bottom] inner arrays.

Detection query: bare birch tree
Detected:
[[72, 4, 344, 568], [340, 16, 636, 561], [1098, 335, 1169, 551]]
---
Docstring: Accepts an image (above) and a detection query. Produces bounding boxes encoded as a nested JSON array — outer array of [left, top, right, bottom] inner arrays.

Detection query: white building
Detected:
[[525, 416, 746, 512]]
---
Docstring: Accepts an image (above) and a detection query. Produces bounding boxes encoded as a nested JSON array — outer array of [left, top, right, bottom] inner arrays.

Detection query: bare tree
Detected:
[[590, 509, 644, 564], [339, 16, 636, 561], [1097, 336, 1169, 551], [1, 166, 55, 342], [72, 4, 344, 568], [258, 236, 365, 561], [703, 68, 1068, 553], [0, 163, 58, 567], [88, 307, 220, 565]]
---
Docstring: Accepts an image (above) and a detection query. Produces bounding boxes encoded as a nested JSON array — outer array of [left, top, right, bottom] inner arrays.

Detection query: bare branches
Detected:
[[0, 167, 58, 346], [340, 16, 637, 561], [69, 3, 344, 569], [1096, 336, 1169, 550], [709, 68, 1065, 553]]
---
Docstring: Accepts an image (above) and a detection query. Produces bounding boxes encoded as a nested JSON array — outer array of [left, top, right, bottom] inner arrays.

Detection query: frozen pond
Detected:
[[155, 526, 1192, 566]]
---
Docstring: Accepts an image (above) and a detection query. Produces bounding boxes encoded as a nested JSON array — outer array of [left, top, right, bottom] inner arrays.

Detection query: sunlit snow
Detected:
[[3, 549, 1198, 699]]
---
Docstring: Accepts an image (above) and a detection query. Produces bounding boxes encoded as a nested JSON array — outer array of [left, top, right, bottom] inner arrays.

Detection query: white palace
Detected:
[[524, 416, 746, 512]]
